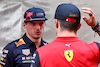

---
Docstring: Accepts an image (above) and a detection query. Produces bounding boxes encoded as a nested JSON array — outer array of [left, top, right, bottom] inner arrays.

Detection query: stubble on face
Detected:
[[25, 20, 45, 40], [28, 30, 42, 40]]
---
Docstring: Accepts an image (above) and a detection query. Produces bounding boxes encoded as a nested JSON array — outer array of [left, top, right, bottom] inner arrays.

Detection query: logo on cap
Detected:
[[26, 12, 34, 20], [66, 17, 77, 23], [36, 13, 44, 16], [24, 7, 48, 22]]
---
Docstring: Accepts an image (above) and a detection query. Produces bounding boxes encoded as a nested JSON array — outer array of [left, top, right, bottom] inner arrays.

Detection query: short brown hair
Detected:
[[58, 14, 80, 32]]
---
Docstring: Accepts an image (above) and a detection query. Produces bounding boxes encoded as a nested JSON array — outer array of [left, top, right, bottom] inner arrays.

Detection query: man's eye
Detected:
[[31, 23, 35, 25], [39, 22, 43, 25]]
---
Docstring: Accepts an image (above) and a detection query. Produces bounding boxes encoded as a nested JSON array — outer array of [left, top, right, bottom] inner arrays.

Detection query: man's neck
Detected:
[[34, 38, 41, 48], [31, 38, 41, 49], [26, 33, 41, 48], [57, 30, 76, 37]]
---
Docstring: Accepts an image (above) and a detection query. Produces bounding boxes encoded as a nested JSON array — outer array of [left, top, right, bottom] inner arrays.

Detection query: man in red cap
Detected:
[[31, 3, 100, 67], [0, 7, 48, 67]]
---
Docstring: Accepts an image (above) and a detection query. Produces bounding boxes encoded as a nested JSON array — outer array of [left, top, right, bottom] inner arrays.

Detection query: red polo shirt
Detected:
[[33, 37, 100, 67]]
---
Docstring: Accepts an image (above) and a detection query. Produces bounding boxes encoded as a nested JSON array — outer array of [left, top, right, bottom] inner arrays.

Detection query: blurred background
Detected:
[[0, 0, 100, 66]]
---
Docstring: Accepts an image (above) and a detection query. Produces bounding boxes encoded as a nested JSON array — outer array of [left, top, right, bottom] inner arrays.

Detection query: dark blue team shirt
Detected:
[[0, 34, 48, 67]]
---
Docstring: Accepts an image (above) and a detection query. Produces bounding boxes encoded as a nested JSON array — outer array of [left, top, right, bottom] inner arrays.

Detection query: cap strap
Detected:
[[66, 17, 77, 23]]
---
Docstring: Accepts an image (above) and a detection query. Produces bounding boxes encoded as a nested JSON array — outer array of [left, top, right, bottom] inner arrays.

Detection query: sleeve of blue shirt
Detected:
[[30, 50, 41, 67], [0, 42, 16, 67]]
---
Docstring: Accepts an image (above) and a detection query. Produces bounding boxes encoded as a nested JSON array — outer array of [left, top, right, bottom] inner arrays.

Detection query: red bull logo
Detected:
[[26, 12, 34, 19], [15, 38, 26, 47]]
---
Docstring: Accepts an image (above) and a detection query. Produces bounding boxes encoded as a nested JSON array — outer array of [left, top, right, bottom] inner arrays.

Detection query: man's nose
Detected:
[[35, 24, 40, 29]]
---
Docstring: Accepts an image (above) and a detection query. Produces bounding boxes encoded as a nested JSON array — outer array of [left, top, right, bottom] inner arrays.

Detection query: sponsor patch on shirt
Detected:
[[64, 50, 73, 62], [0, 61, 5, 65], [3, 49, 8, 54], [22, 56, 35, 63], [0, 57, 6, 62], [1, 54, 7, 58], [22, 49, 30, 56], [0, 49, 8, 66], [15, 38, 26, 47], [0, 64, 3, 67]]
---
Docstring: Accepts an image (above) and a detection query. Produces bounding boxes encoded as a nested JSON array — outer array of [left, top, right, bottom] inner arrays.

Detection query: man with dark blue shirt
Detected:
[[0, 7, 48, 67]]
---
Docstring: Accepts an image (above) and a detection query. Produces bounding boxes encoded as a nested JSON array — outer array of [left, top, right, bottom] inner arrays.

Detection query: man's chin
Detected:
[[34, 37, 41, 39]]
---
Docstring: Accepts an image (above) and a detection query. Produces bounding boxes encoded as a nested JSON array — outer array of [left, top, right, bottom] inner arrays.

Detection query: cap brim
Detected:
[[30, 18, 48, 20], [24, 18, 48, 22], [49, 17, 54, 21]]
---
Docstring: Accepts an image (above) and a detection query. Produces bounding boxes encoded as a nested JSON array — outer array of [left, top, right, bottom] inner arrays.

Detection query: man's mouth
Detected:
[[35, 31, 41, 35]]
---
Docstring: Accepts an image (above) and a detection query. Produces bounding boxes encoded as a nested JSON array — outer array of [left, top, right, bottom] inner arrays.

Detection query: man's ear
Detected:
[[23, 22, 26, 29], [44, 21, 46, 26], [55, 19, 59, 29], [77, 23, 81, 30]]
